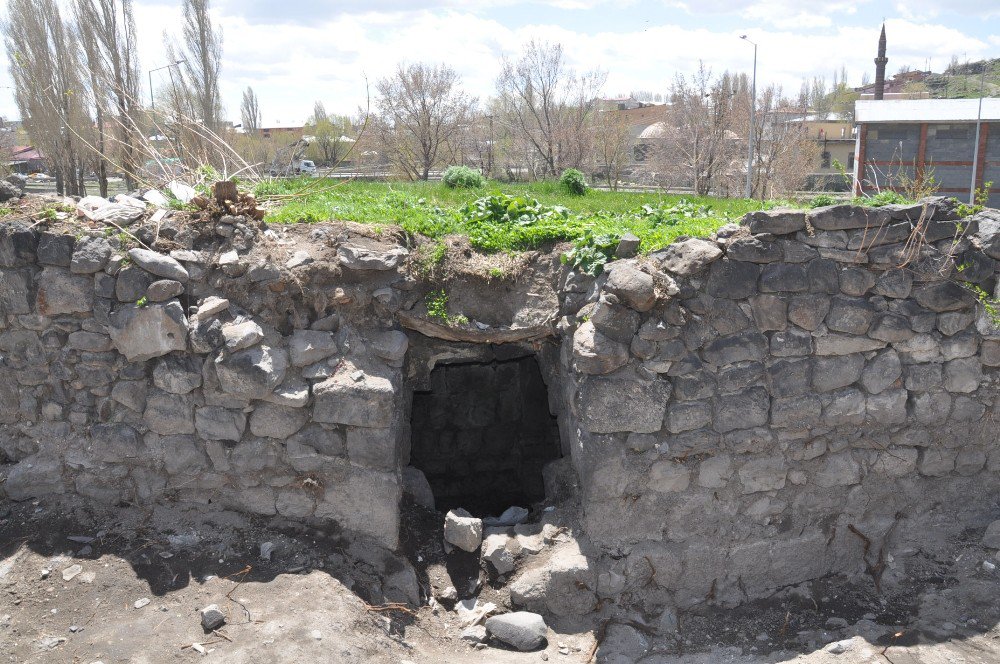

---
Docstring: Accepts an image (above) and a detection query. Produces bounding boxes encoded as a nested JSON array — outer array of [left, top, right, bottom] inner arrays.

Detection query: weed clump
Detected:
[[442, 165, 485, 189], [559, 168, 588, 196]]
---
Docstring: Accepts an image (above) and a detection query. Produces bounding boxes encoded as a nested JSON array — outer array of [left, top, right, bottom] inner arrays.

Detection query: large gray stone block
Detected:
[[738, 456, 786, 493], [825, 296, 874, 335], [812, 354, 864, 392], [214, 345, 288, 400], [194, 406, 247, 441], [702, 330, 767, 367], [604, 262, 656, 312], [727, 236, 783, 263], [713, 387, 769, 433], [760, 263, 808, 293], [659, 238, 722, 276], [913, 282, 976, 312], [770, 395, 821, 428], [35, 266, 93, 315], [108, 301, 188, 362], [807, 204, 891, 230], [706, 259, 760, 299], [577, 376, 670, 434], [572, 321, 628, 375], [127, 248, 189, 281], [745, 209, 805, 235], [289, 329, 339, 367], [860, 349, 902, 394], [249, 402, 310, 439], [313, 367, 397, 428]]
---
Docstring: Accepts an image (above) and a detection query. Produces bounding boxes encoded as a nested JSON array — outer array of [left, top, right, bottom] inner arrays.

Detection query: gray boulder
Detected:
[[222, 320, 264, 352], [194, 406, 247, 442], [36, 267, 93, 315], [127, 248, 189, 281], [312, 367, 396, 428], [289, 329, 338, 366], [152, 354, 203, 394], [215, 345, 288, 400], [249, 402, 309, 439], [572, 321, 628, 375], [485, 612, 547, 651], [146, 279, 184, 302], [108, 301, 188, 362], [70, 236, 112, 274], [604, 262, 656, 312], [745, 209, 805, 235], [659, 238, 722, 276], [337, 243, 407, 270], [444, 508, 483, 552], [37, 232, 74, 266]]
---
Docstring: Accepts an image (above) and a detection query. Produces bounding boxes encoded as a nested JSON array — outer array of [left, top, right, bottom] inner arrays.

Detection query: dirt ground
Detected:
[[3, 497, 1000, 664]]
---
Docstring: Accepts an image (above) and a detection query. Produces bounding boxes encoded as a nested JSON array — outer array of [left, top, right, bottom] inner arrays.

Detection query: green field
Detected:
[[257, 178, 788, 262]]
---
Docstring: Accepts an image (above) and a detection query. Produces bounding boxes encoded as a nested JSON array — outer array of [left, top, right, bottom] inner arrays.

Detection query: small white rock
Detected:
[[134, 598, 150, 609]]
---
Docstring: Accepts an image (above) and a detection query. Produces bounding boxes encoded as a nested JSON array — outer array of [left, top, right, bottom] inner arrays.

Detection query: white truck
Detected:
[[268, 137, 318, 177]]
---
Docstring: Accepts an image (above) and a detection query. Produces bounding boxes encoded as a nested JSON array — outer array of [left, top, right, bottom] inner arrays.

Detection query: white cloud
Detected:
[[0, 1, 993, 126]]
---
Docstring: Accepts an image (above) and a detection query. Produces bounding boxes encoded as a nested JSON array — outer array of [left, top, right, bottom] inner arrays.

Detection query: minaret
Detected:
[[874, 24, 888, 100]]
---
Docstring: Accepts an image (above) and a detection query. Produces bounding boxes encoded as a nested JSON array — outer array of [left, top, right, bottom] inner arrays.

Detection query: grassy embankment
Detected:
[[257, 178, 783, 266]]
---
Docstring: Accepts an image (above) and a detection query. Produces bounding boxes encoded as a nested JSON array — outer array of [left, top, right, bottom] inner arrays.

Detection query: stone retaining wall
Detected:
[[558, 199, 1000, 611], [3, 197, 1000, 615]]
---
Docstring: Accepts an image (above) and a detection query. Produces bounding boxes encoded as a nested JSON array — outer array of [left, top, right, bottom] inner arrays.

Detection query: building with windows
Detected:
[[788, 119, 856, 190], [853, 98, 1000, 206]]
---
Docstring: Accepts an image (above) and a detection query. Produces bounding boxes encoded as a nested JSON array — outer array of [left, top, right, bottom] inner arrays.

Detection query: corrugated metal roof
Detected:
[[856, 98, 1000, 123]]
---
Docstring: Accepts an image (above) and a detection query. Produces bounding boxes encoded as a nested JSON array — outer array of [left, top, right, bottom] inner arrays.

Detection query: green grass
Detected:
[[258, 179, 787, 254]]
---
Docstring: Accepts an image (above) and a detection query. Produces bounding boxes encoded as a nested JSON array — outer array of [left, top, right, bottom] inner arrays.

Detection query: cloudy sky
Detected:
[[1, 0, 997, 125]]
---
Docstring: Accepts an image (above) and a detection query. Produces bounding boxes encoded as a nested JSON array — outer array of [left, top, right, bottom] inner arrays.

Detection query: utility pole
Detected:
[[740, 35, 757, 199], [969, 66, 986, 205]]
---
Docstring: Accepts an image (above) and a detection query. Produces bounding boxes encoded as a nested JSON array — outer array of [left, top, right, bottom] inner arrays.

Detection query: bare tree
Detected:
[[167, 0, 222, 130], [5, 0, 91, 195], [74, 0, 142, 190], [495, 40, 606, 177], [591, 109, 634, 190], [746, 86, 819, 198], [240, 86, 261, 132], [649, 66, 745, 196], [373, 63, 474, 181], [305, 101, 353, 166]]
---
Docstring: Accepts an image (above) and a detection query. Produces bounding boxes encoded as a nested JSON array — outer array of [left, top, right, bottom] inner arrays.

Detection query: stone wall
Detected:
[[4, 196, 1000, 615], [558, 199, 1000, 610], [0, 219, 411, 549]]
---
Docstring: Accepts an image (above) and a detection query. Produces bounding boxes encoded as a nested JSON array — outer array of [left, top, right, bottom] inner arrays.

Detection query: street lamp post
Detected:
[[147, 60, 186, 109], [740, 35, 757, 199]]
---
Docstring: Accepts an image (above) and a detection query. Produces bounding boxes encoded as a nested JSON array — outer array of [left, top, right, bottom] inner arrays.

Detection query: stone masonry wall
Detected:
[[5, 196, 1000, 614], [558, 199, 1000, 611], [0, 218, 412, 549]]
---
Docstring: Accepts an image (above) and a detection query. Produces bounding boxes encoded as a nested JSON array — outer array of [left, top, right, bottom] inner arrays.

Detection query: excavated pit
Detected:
[[408, 354, 561, 516]]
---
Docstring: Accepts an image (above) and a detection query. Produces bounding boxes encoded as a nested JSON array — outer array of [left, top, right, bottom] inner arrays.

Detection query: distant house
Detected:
[[9, 145, 45, 174], [788, 118, 857, 190], [854, 98, 1000, 206]]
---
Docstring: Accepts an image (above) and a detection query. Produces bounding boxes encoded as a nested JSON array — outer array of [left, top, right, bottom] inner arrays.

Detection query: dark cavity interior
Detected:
[[409, 355, 561, 517]]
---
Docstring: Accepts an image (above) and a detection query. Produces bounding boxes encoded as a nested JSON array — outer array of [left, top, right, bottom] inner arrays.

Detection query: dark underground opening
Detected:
[[408, 354, 561, 518]]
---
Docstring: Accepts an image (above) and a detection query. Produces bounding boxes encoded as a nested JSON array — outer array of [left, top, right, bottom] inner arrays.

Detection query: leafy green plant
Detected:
[[966, 283, 1000, 328], [559, 169, 588, 195], [859, 190, 910, 207], [636, 199, 712, 226], [442, 165, 485, 189], [560, 230, 620, 276], [832, 158, 853, 190], [135, 295, 148, 308], [424, 289, 468, 326], [957, 181, 993, 217], [809, 194, 837, 208]]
